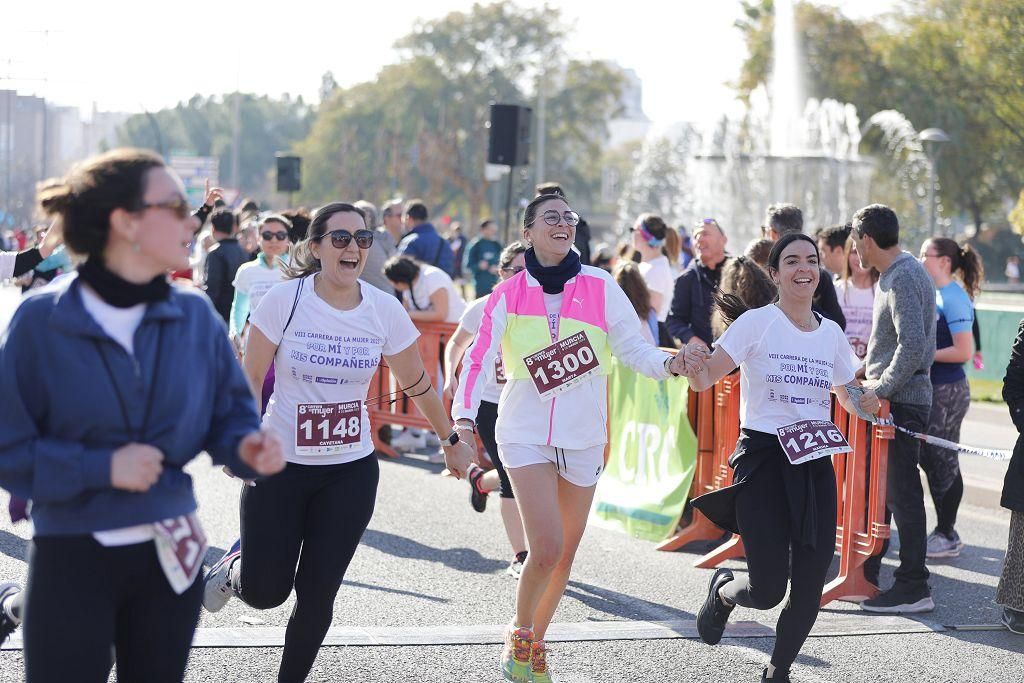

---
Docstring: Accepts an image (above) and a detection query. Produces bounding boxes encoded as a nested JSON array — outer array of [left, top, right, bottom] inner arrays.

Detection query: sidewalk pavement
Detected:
[[956, 401, 1015, 510]]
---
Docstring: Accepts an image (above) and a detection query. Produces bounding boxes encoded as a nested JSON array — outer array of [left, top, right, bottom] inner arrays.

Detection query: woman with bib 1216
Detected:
[[682, 233, 880, 683]]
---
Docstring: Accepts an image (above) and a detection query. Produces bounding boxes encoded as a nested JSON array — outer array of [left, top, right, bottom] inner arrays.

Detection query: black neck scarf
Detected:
[[77, 258, 171, 309], [525, 248, 581, 294]]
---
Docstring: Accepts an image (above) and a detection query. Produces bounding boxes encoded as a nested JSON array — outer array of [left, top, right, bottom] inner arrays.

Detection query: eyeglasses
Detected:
[[500, 265, 526, 275], [319, 229, 374, 249], [529, 209, 580, 227], [261, 230, 289, 241], [138, 196, 190, 220]]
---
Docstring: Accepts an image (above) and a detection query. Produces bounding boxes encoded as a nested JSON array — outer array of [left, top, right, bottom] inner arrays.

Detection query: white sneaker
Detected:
[[926, 529, 964, 558], [203, 539, 240, 612], [390, 429, 426, 452]]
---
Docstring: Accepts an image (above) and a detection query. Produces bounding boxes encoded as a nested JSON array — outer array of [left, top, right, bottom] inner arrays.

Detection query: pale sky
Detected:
[[1, 0, 896, 127]]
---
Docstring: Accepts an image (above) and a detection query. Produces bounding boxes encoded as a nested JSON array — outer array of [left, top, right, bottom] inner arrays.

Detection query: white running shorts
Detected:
[[497, 442, 607, 488]]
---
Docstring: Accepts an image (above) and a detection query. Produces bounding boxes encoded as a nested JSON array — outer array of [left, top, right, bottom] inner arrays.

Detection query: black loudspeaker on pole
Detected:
[[487, 104, 532, 241], [487, 104, 532, 167], [276, 154, 302, 193]]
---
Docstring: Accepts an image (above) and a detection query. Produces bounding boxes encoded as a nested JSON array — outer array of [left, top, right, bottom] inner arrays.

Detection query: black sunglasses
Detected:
[[500, 265, 526, 274], [319, 229, 374, 249], [261, 230, 289, 241], [138, 196, 190, 220]]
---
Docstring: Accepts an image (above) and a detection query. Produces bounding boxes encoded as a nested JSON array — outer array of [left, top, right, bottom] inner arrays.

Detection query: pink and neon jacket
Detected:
[[452, 265, 672, 449]]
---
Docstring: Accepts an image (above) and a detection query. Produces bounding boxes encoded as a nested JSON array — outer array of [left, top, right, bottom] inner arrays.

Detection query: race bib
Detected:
[[153, 513, 208, 595], [849, 337, 867, 359], [495, 355, 507, 385], [776, 419, 851, 465], [523, 331, 601, 402], [296, 401, 362, 455]]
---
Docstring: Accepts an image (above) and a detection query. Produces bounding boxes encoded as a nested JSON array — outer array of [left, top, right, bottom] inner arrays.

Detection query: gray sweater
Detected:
[[865, 251, 936, 406]]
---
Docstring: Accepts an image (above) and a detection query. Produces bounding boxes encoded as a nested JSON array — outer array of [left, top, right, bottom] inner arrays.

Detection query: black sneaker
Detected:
[[1002, 607, 1024, 635], [860, 583, 934, 613], [0, 582, 22, 646], [696, 568, 735, 645], [468, 466, 488, 513], [761, 667, 791, 682]]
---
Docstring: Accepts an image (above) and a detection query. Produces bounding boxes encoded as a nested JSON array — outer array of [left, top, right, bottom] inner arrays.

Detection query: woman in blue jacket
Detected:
[[0, 148, 285, 682]]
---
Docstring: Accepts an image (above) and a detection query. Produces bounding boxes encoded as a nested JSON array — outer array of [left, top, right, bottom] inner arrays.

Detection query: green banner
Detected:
[[591, 358, 697, 541]]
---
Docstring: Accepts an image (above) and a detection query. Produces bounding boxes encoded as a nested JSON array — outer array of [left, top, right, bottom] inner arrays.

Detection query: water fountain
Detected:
[[619, 0, 875, 244]]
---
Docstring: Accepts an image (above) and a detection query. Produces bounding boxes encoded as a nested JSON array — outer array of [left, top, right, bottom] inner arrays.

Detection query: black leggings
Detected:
[[234, 455, 379, 683], [720, 448, 837, 673], [478, 400, 513, 498], [23, 535, 202, 683]]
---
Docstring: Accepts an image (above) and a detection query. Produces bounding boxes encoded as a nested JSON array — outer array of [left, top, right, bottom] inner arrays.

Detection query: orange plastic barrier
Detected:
[[367, 321, 459, 459], [657, 372, 893, 607]]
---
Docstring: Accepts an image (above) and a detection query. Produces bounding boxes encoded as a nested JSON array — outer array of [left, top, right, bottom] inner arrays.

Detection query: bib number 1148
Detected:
[[296, 401, 362, 455]]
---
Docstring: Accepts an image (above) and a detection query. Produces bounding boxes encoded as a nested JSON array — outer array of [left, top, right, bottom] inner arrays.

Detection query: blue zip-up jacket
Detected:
[[0, 276, 260, 536], [397, 222, 454, 276]]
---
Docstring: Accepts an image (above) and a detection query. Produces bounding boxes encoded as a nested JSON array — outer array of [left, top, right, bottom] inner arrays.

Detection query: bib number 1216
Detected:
[[776, 419, 851, 465]]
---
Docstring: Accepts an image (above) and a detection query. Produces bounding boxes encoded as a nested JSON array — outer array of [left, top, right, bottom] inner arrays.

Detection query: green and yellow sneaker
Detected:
[[501, 624, 534, 682], [529, 639, 555, 683]]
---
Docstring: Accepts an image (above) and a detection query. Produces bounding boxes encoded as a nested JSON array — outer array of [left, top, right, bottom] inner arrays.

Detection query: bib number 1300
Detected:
[[523, 331, 601, 402], [296, 401, 362, 456]]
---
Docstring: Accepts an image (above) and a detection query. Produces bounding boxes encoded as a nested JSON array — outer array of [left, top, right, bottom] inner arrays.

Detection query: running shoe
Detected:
[[0, 583, 22, 646], [860, 583, 934, 613], [468, 465, 489, 513], [507, 551, 528, 579], [926, 529, 965, 558], [760, 667, 791, 682], [501, 624, 533, 682], [203, 539, 241, 613], [696, 567, 735, 645], [1001, 607, 1024, 635], [529, 639, 554, 683], [390, 429, 426, 452]]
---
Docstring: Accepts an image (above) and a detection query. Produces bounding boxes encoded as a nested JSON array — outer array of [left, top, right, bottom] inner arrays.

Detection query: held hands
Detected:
[[443, 436, 475, 480], [681, 342, 712, 375], [111, 443, 164, 492], [238, 430, 286, 476]]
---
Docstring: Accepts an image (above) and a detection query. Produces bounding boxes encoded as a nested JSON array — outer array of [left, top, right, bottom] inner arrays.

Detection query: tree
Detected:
[[117, 94, 312, 198], [733, 0, 1024, 229], [294, 2, 625, 225]]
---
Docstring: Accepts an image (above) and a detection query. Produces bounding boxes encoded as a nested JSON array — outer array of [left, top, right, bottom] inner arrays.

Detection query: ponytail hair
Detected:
[[712, 255, 778, 335], [928, 237, 985, 300]]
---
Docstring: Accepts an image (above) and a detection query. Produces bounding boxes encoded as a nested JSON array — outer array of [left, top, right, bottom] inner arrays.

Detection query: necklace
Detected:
[[775, 303, 816, 330]]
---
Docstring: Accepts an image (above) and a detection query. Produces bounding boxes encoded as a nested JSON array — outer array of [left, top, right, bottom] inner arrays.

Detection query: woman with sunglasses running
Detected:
[[202, 202, 475, 683], [0, 148, 285, 681], [453, 191, 686, 682], [682, 233, 879, 683], [229, 214, 293, 412]]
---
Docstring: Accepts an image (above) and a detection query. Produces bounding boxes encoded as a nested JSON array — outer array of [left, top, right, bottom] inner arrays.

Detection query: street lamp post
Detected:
[[919, 127, 950, 236]]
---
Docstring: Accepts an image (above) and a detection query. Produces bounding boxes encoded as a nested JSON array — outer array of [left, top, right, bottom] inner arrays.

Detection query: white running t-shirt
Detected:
[[833, 279, 874, 360], [715, 304, 858, 433], [403, 264, 466, 323], [459, 296, 505, 405], [233, 257, 287, 313], [639, 255, 674, 322], [252, 276, 420, 465]]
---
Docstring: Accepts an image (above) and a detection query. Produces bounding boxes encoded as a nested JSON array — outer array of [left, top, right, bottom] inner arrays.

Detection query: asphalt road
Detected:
[[1, 451, 1022, 682]]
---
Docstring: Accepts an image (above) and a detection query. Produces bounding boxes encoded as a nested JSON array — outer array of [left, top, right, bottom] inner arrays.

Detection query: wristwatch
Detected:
[[664, 355, 681, 377], [444, 430, 461, 446]]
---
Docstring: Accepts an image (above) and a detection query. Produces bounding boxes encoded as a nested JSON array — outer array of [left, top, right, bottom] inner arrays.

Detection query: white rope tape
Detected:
[[844, 384, 1013, 461]]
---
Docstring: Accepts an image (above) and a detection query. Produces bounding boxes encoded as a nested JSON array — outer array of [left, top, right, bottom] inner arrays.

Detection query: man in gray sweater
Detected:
[[852, 204, 937, 613]]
